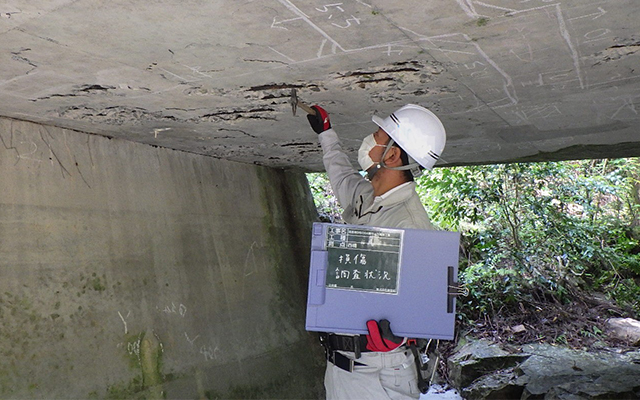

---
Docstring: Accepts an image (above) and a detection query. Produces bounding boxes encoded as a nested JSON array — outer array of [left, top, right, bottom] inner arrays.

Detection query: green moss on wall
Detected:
[[140, 330, 164, 398], [476, 17, 489, 26], [107, 331, 165, 399], [253, 167, 326, 399]]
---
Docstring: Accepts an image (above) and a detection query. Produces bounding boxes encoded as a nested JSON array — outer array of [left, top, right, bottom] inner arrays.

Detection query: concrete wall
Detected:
[[0, 117, 325, 399]]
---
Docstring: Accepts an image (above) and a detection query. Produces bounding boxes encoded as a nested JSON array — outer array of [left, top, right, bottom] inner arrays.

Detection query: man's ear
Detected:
[[384, 146, 403, 167]]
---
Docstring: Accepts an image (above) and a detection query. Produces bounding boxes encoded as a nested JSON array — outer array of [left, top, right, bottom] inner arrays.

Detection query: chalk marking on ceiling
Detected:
[[268, 46, 296, 63], [354, 0, 372, 8], [568, 7, 607, 21], [505, 2, 560, 16], [277, 0, 346, 52], [86, 0, 578, 109], [453, 2, 584, 91], [455, 0, 482, 19], [554, 4, 584, 90], [154, 128, 171, 138], [158, 67, 199, 83], [473, 1, 517, 13], [271, 16, 303, 30], [317, 39, 328, 58], [466, 36, 518, 106], [397, 28, 518, 107]]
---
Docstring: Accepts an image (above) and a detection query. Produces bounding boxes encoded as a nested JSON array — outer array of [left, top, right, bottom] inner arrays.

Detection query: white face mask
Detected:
[[357, 134, 386, 172]]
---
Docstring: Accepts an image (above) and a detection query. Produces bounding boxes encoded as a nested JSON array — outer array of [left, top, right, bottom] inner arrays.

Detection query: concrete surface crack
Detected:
[[0, 126, 21, 165], [63, 132, 91, 189], [40, 127, 71, 179], [336, 62, 427, 89], [77, 84, 115, 93], [261, 93, 293, 100], [361, 67, 418, 76], [201, 107, 276, 122], [33, 94, 69, 101], [243, 58, 288, 65], [341, 67, 420, 78], [57, 105, 181, 125], [166, 107, 206, 112], [280, 142, 315, 147], [11, 48, 37, 72], [217, 128, 257, 138], [1, 10, 22, 18], [74, 157, 91, 189], [15, 27, 62, 45], [593, 41, 640, 65], [33, 84, 115, 101], [356, 77, 394, 84], [247, 83, 304, 91]]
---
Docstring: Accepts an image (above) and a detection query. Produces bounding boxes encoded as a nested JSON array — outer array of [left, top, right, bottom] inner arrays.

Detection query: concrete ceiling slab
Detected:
[[1, 0, 639, 170]]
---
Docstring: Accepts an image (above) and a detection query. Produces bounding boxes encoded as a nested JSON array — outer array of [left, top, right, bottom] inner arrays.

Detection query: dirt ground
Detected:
[[461, 291, 634, 349], [434, 290, 638, 384]]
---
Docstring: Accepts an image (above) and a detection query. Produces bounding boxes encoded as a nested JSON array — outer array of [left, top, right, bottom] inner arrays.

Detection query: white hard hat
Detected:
[[372, 104, 446, 172]]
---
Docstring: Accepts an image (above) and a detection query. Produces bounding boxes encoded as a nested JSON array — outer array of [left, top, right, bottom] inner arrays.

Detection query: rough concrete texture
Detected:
[[0, 116, 325, 399], [1, 1, 639, 170]]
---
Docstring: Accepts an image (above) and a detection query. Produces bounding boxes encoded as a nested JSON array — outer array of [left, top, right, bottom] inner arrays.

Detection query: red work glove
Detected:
[[365, 319, 404, 352], [307, 105, 331, 134]]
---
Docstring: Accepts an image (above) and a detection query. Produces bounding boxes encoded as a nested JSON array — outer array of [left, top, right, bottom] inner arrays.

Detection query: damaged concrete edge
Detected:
[[0, 115, 208, 163], [0, 115, 320, 172], [592, 38, 640, 65], [1, 115, 116, 141], [30, 84, 152, 102]]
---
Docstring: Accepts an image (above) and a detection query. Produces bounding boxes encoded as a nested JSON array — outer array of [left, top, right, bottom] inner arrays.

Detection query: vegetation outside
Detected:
[[307, 159, 640, 349]]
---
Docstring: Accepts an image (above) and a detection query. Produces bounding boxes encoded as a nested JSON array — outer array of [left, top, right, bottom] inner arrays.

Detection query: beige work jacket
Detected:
[[318, 129, 434, 231]]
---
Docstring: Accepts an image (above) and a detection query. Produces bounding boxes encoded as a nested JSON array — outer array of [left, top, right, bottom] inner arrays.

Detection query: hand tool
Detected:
[[290, 88, 317, 116]]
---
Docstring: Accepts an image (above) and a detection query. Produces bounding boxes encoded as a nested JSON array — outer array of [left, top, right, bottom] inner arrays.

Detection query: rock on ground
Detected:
[[448, 339, 640, 399], [606, 317, 640, 346]]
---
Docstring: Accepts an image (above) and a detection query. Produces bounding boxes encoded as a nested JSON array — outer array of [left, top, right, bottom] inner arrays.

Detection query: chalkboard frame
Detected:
[[324, 225, 404, 294]]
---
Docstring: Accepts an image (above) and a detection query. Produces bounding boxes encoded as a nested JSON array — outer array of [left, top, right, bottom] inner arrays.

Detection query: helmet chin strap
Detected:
[[365, 164, 381, 181], [364, 140, 394, 181]]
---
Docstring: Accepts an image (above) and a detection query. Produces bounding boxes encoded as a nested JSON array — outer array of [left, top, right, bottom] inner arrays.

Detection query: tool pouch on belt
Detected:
[[408, 339, 434, 394]]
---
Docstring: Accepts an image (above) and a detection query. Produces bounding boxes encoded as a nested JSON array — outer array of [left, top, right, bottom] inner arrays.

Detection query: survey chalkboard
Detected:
[[325, 225, 403, 293], [306, 222, 461, 339]]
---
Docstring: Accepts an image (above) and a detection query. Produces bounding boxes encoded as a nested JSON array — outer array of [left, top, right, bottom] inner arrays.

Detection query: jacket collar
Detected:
[[361, 182, 415, 214]]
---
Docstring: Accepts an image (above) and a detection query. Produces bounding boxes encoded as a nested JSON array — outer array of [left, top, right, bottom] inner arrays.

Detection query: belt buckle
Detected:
[[331, 351, 356, 372]]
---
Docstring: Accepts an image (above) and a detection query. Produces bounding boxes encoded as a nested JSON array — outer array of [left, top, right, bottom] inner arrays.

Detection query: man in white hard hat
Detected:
[[306, 104, 447, 399]]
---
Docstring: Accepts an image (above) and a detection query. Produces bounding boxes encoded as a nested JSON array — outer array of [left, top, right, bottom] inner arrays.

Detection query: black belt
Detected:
[[322, 333, 371, 355], [319, 333, 371, 372], [327, 349, 366, 372]]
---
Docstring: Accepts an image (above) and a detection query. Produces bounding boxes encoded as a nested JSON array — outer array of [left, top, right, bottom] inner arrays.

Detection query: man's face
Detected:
[[368, 128, 390, 164]]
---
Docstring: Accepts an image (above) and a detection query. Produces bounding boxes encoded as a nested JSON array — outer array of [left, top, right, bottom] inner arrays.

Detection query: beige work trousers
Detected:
[[324, 347, 420, 400]]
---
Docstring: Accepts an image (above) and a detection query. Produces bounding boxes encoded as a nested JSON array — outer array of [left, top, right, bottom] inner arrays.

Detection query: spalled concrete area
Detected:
[[0, 117, 324, 399], [1, 1, 639, 169]]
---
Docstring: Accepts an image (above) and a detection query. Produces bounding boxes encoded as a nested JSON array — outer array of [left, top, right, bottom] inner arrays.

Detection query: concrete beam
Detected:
[[1, 1, 639, 169]]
